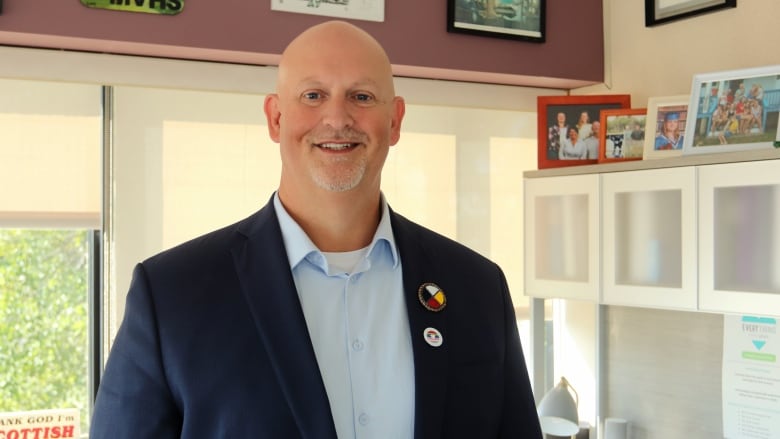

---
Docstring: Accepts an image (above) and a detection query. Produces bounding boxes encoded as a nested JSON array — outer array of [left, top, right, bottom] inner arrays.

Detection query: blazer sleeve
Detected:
[[90, 264, 182, 438], [498, 269, 543, 439]]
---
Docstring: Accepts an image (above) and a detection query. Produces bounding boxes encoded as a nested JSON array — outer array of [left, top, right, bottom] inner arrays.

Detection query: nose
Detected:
[[321, 96, 354, 130]]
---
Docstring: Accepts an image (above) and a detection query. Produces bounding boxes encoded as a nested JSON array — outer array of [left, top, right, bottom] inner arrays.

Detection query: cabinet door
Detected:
[[524, 174, 599, 300], [602, 168, 697, 310], [699, 160, 780, 316]]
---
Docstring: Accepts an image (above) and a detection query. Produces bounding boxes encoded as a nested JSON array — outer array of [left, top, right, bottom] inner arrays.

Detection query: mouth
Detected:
[[315, 142, 360, 151]]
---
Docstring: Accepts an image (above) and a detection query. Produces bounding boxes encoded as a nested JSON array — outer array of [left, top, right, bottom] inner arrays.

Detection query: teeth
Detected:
[[319, 143, 354, 150]]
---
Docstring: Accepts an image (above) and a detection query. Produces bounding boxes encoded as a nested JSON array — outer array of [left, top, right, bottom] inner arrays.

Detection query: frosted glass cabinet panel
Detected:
[[699, 160, 780, 316], [524, 174, 599, 300], [602, 168, 697, 310]]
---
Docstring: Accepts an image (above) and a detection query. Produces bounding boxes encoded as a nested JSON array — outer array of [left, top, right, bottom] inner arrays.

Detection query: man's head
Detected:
[[265, 21, 405, 196], [591, 120, 600, 136]]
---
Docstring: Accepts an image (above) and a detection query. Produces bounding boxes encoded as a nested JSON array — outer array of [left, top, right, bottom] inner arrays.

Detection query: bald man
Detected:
[[90, 21, 542, 439]]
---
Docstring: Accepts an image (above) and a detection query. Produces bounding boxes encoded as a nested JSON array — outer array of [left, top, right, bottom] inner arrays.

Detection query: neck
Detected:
[[278, 184, 382, 252]]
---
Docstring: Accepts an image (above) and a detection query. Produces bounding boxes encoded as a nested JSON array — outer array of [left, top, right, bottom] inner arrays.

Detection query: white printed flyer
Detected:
[[0, 408, 79, 439], [723, 315, 780, 439]]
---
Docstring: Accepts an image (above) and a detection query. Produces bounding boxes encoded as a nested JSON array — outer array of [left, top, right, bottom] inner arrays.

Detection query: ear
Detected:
[[264, 94, 281, 143], [389, 96, 405, 146]]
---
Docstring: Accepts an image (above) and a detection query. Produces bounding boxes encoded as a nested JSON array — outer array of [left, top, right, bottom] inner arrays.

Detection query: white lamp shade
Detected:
[[537, 377, 579, 436]]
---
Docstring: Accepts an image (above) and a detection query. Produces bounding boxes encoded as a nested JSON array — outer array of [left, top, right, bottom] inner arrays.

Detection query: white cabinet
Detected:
[[524, 174, 600, 301], [698, 160, 780, 316], [524, 150, 780, 315], [601, 167, 698, 310]]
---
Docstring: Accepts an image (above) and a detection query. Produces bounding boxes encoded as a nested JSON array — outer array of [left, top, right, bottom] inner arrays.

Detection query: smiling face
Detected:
[[591, 121, 600, 136], [264, 21, 405, 196], [664, 118, 678, 134], [567, 127, 579, 143]]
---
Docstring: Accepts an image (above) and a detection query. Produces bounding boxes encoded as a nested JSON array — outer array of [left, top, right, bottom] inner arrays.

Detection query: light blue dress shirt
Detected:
[[273, 193, 415, 439]]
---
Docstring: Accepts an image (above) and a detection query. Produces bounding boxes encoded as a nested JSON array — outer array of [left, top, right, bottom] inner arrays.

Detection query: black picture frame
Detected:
[[645, 0, 736, 27], [447, 0, 545, 43]]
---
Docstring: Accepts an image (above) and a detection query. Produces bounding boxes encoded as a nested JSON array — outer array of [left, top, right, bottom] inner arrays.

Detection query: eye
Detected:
[[301, 91, 324, 103], [351, 92, 375, 104]]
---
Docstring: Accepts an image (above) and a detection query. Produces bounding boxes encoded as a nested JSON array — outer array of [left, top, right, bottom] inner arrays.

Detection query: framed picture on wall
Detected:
[[645, 0, 736, 27], [537, 94, 631, 169], [683, 64, 780, 156], [447, 0, 545, 43], [643, 95, 689, 160], [271, 0, 384, 22], [598, 108, 647, 163]]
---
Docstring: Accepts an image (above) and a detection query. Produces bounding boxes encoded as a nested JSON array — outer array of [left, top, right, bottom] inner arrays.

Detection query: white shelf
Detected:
[[524, 148, 780, 178]]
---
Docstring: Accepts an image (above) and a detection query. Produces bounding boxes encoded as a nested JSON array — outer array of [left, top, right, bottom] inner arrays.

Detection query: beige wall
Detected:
[[578, 0, 779, 105]]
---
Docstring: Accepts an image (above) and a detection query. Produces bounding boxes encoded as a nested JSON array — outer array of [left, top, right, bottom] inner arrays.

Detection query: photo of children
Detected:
[[600, 112, 647, 162], [692, 74, 779, 147]]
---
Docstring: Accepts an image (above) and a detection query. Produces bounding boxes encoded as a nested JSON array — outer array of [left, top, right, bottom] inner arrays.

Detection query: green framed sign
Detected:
[[80, 0, 183, 15]]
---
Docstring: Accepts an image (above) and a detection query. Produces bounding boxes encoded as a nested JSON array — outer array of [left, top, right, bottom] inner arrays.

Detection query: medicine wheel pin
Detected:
[[418, 282, 446, 312]]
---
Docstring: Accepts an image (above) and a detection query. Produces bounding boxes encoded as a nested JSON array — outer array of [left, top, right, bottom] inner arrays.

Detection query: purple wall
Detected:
[[0, 0, 603, 87]]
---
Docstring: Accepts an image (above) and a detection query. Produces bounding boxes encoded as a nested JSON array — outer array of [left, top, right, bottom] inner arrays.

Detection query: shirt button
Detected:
[[358, 412, 370, 426], [352, 339, 364, 351]]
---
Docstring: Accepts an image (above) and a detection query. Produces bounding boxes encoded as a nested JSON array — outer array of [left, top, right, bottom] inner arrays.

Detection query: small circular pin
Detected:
[[418, 282, 446, 312], [424, 327, 443, 347]]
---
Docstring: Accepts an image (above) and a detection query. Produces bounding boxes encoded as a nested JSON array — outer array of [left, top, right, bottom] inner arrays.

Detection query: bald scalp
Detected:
[[277, 20, 396, 96]]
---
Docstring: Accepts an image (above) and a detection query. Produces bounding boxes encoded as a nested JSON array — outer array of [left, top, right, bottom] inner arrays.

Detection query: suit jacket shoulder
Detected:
[[389, 210, 500, 277]]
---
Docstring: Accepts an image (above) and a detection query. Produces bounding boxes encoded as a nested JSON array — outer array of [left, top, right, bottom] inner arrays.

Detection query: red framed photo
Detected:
[[598, 108, 648, 163], [537, 94, 631, 169]]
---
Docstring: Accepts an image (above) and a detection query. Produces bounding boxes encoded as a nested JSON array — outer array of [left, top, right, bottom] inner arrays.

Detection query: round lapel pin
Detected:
[[418, 282, 446, 312], [424, 327, 443, 347]]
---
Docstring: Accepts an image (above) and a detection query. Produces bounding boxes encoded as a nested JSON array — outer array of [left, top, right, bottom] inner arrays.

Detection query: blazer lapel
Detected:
[[231, 201, 337, 439], [391, 212, 449, 439]]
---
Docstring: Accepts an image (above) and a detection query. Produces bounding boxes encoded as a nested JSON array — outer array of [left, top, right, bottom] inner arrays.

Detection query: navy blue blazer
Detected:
[[90, 198, 542, 438]]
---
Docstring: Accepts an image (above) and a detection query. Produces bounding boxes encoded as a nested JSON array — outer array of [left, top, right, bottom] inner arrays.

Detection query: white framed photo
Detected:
[[271, 0, 384, 22], [643, 94, 689, 160], [683, 65, 780, 156]]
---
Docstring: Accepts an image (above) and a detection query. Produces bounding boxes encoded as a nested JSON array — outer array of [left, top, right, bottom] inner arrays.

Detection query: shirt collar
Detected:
[[273, 192, 399, 271]]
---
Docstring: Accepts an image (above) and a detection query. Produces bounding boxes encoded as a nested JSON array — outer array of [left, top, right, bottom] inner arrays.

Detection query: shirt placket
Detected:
[[344, 258, 374, 439]]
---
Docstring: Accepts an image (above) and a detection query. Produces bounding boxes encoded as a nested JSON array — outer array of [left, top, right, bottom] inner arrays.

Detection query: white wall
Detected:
[[578, 0, 780, 105]]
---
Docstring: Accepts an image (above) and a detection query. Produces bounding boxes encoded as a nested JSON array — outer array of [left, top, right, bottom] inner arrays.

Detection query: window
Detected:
[[0, 78, 102, 434], [0, 229, 97, 434]]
